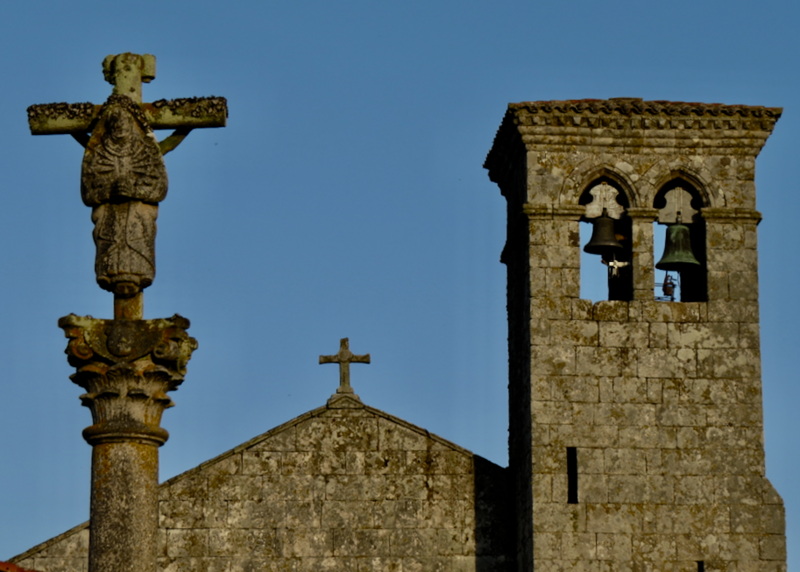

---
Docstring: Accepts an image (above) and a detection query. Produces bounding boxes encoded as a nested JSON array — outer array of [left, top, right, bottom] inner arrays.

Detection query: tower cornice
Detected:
[[485, 99, 782, 184]]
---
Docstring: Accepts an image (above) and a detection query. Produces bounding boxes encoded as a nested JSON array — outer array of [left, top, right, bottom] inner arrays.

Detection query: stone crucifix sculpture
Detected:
[[27, 53, 226, 572], [28, 52, 227, 319]]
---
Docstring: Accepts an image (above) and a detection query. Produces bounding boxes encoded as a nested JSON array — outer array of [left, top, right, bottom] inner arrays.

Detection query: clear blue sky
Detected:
[[1, 1, 798, 566]]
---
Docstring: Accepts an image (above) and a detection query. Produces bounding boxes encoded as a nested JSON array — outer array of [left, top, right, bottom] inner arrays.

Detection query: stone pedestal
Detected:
[[59, 314, 197, 572]]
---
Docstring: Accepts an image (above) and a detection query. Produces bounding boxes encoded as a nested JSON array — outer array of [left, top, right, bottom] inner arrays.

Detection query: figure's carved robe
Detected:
[[81, 96, 167, 295]]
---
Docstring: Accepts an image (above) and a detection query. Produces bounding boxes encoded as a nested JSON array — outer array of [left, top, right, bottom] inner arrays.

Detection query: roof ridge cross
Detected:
[[319, 338, 370, 395]]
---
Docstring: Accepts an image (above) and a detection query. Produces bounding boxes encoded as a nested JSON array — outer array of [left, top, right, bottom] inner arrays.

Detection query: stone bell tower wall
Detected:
[[485, 100, 786, 572]]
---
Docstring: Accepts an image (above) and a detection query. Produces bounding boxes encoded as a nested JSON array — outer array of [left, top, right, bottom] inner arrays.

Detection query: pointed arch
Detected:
[[652, 167, 712, 210], [572, 165, 637, 302], [652, 168, 709, 303], [563, 163, 638, 208]]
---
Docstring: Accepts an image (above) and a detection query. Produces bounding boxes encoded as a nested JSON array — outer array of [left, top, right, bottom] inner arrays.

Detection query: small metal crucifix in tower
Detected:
[[27, 52, 227, 320], [320, 338, 371, 395]]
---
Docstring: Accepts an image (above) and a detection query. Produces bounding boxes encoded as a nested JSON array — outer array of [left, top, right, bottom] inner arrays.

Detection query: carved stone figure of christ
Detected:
[[28, 52, 226, 319], [81, 94, 168, 296]]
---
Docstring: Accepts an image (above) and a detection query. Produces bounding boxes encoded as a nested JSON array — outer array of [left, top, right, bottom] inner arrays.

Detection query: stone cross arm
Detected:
[[27, 96, 228, 135]]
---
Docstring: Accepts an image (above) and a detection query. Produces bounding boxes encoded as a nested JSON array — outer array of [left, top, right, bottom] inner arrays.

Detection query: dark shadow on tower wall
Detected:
[[474, 457, 515, 572]]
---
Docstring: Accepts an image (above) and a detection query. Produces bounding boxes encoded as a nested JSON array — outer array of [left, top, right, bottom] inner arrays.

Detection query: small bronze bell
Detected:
[[656, 223, 701, 271], [584, 213, 623, 256]]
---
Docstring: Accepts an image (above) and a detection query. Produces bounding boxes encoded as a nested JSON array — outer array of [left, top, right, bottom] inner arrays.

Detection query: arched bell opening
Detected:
[[653, 180, 707, 302], [579, 178, 633, 302]]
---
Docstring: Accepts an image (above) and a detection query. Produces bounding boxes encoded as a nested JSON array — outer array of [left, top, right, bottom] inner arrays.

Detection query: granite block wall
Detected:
[[526, 297, 785, 572]]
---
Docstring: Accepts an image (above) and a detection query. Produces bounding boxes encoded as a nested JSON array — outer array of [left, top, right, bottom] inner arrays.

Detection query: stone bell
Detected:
[[584, 212, 623, 256], [656, 222, 701, 271]]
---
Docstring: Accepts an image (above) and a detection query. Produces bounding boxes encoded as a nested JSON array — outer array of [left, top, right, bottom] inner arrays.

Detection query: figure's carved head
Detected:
[[104, 107, 135, 145]]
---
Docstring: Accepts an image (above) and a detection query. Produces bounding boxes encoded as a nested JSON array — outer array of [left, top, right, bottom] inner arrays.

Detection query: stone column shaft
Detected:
[[89, 442, 159, 572]]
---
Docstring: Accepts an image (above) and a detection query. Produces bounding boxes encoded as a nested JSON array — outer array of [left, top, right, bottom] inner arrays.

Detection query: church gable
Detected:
[[13, 396, 513, 572]]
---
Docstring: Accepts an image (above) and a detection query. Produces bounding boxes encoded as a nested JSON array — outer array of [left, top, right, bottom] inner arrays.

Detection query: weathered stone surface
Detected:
[[16, 93, 788, 572], [486, 99, 786, 572], [11, 401, 513, 572], [53, 313, 197, 572], [27, 53, 228, 298], [81, 94, 167, 296], [58, 314, 197, 445], [25, 52, 225, 572]]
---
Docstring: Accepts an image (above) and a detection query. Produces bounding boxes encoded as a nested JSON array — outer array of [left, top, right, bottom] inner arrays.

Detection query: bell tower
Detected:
[[485, 99, 786, 572]]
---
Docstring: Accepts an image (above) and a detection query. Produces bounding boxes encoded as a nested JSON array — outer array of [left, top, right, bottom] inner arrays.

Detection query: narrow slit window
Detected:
[[697, 562, 705, 572], [567, 447, 578, 504]]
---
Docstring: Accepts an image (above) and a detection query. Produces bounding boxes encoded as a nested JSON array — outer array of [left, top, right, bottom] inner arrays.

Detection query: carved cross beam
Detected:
[[27, 53, 228, 320], [28, 97, 228, 134], [28, 53, 227, 154]]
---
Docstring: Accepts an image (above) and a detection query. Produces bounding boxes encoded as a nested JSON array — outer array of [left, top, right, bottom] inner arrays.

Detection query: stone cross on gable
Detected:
[[27, 52, 227, 320], [319, 338, 371, 394]]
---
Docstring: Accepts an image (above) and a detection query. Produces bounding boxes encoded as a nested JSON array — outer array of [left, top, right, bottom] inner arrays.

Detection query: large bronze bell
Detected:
[[656, 223, 701, 271], [584, 214, 623, 256]]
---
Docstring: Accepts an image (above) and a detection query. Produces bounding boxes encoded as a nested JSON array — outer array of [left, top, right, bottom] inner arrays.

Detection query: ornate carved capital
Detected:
[[58, 314, 197, 446]]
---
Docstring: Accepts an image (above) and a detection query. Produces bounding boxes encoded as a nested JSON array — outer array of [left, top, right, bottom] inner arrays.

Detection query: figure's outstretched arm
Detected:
[[159, 127, 193, 155]]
